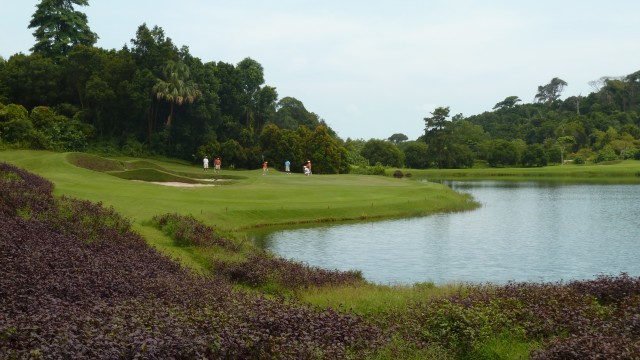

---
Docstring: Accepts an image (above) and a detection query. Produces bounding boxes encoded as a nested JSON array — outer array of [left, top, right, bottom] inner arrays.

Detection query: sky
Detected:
[[2, 1, 640, 141]]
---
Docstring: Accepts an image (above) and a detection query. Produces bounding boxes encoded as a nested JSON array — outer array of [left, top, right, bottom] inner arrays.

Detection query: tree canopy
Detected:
[[29, 0, 98, 58]]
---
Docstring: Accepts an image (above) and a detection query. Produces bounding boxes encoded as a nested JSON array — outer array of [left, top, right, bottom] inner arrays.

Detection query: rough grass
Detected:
[[299, 282, 469, 316]]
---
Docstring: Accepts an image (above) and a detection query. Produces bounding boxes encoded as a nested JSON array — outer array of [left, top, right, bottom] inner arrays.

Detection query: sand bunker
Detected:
[[148, 182, 218, 187], [132, 180, 225, 187]]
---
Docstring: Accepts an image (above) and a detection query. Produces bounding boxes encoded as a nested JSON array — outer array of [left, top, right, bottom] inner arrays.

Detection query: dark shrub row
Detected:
[[215, 253, 364, 290]]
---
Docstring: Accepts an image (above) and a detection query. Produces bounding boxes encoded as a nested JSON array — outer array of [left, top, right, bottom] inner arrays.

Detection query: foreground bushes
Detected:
[[386, 278, 640, 359], [0, 162, 383, 359], [2, 161, 640, 359]]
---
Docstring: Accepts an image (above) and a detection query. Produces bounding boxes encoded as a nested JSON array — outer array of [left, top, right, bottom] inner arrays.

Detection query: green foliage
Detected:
[[388, 133, 408, 144], [370, 162, 386, 175], [486, 139, 518, 167], [153, 60, 201, 128], [273, 96, 321, 130], [0, 105, 88, 151], [0, 103, 28, 121], [361, 139, 404, 168], [595, 145, 618, 163], [424, 106, 451, 133], [403, 141, 430, 169], [535, 77, 568, 104], [307, 125, 348, 174], [493, 95, 521, 110], [521, 144, 548, 167]]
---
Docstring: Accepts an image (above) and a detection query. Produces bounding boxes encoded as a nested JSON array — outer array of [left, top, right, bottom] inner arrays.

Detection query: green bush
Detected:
[[595, 146, 618, 163]]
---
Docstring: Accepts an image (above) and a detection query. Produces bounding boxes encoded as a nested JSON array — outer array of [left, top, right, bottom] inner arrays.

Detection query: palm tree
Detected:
[[152, 61, 200, 128]]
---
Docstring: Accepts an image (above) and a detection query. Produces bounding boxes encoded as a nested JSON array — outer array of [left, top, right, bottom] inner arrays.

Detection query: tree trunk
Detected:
[[166, 103, 174, 128]]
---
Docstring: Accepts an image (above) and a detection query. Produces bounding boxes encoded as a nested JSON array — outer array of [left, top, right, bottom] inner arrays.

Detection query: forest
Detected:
[[1, 0, 640, 172]]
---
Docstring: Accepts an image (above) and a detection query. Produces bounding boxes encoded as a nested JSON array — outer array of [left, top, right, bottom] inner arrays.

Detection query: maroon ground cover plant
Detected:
[[3, 161, 640, 359], [0, 162, 383, 359]]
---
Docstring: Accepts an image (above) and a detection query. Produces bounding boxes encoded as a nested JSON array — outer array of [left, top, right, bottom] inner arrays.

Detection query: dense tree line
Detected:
[[1, 0, 640, 170], [0, 0, 343, 172], [410, 73, 640, 168]]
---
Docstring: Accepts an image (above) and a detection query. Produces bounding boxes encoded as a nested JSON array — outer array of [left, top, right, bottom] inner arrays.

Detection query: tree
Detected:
[[556, 135, 576, 165], [305, 125, 346, 174], [153, 61, 201, 128], [273, 97, 320, 130], [424, 106, 450, 133], [237, 57, 265, 130], [486, 139, 518, 167], [493, 96, 521, 110], [423, 106, 456, 168], [521, 144, 548, 167], [29, 0, 98, 58], [361, 139, 404, 168], [535, 77, 568, 104], [130, 24, 179, 74], [388, 133, 408, 144], [1, 54, 62, 108], [403, 141, 430, 168]]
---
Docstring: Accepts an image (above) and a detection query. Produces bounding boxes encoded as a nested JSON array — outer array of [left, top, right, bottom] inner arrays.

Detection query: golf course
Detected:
[[3, 149, 640, 359]]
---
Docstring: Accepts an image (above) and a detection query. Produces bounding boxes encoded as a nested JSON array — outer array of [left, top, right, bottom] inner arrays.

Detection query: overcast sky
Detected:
[[2, 1, 640, 140]]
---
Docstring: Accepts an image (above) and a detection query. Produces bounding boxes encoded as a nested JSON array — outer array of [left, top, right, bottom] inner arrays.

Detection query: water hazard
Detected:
[[252, 181, 640, 285]]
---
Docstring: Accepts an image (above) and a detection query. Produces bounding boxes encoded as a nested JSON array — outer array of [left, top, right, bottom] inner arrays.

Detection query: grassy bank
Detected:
[[396, 160, 640, 183]]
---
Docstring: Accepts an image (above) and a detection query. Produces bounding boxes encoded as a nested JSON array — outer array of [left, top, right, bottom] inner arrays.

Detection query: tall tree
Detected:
[[152, 61, 200, 128], [424, 106, 450, 133], [237, 57, 265, 130], [556, 135, 576, 165], [29, 0, 98, 58], [534, 77, 567, 104], [130, 24, 178, 75], [273, 97, 320, 130]]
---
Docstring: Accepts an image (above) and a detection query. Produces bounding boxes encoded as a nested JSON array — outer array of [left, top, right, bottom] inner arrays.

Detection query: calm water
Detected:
[[252, 181, 640, 285]]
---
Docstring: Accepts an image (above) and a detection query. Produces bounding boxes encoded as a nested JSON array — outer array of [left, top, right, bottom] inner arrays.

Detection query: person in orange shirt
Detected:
[[262, 161, 268, 175]]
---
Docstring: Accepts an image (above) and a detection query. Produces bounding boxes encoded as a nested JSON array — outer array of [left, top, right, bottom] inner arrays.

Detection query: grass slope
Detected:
[[0, 150, 478, 235]]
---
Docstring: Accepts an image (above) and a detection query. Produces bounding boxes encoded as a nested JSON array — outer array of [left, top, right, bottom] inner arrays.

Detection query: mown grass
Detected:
[[0, 150, 480, 234]]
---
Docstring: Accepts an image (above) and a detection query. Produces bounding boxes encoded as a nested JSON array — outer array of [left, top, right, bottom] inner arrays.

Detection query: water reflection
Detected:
[[252, 182, 640, 285]]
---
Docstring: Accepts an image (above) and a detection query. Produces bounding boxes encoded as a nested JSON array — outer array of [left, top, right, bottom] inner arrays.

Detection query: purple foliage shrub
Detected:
[[151, 212, 239, 250], [215, 252, 364, 290]]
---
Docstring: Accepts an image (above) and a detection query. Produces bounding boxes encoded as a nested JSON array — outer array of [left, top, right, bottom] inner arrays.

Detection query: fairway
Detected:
[[0, 150, 478, 235]]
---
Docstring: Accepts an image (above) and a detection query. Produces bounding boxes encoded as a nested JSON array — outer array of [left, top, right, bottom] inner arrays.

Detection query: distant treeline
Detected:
[[1, 0, 639, 170]]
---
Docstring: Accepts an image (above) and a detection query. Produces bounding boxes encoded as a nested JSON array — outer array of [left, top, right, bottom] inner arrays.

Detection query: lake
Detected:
[[251, 181, 640, 285]]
